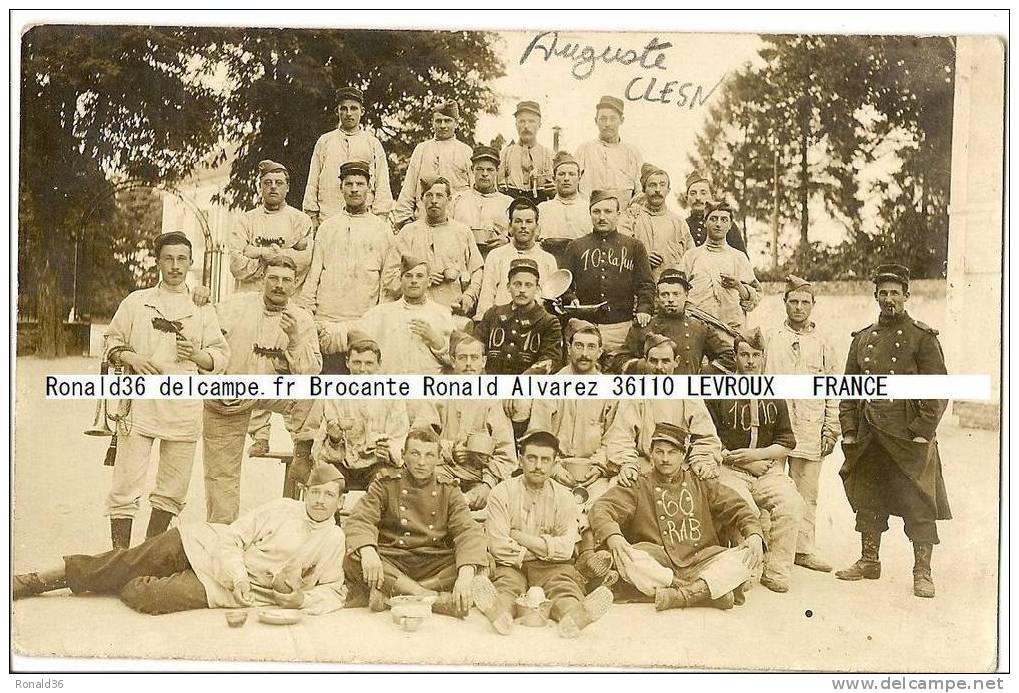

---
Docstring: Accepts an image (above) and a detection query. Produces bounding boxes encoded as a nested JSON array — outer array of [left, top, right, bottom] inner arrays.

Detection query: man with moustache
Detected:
[[762, 275, 841, 573], [589, 423, 763, 611], [836, 264, 949, 599], [619, 164, 695, 281], [227, 159, 314, 457], [302, 160, 401, 374], [706, 329, 803, 594], [303, 86, 393, 225], [498, 100, 555, 203], [575, 95, 643, 203], [475, 257, 562, 374], [14, 463, 349, 615], [412, 331, 518, 510], [559, 190, 655, 351], [473, 429, 614, 638], [313, 333, 411, 491], [396, 177, 484, 318], [102, 232, 229, 548], [537, 152, 590, 252], [681, 201, 761, 331], [476, 198, 558, 318], [451, 145, 514, 257], [392, 100, 474, 228], [683, 170, 747, 255], [203, 256, 323, 519], [318, 255, 455, 375], [344, 429, 489, 619], [610, 268, 735, 375]]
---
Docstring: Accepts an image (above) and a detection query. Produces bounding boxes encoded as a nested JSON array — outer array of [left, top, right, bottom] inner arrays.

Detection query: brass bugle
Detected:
[[84, 360, 114, 437]]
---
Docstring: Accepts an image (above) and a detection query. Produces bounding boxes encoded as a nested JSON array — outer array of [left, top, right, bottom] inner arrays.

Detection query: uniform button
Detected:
[[864, 369, 871, 374], [428, 524, 434, 529], [655, 487, 661, 492], [889, 370, 895, 374], [895, 342, 900, 348], [432, 537, 438, 542], [685, 345, 691, 350], [891, 357, 897, 362], [401, 490, 408, 495], [867, 344, 874, 349], [872, 331, 878, 336], [398, 539, 405, 545], [431, 491, 437, 497], [431, 511, 436, 516], [400, 506, 406, 512], [404, 531, 410, 536], [685, 333, 690, 338], [682, 482, 687, 487], [897, 330, 903, 335], [401, 518, 408, 525], [864, 357, 870, 362]]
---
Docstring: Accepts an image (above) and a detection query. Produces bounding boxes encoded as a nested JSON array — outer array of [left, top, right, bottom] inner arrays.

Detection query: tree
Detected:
[[20, 25, 227, 356], [207, 28, 504, 210]]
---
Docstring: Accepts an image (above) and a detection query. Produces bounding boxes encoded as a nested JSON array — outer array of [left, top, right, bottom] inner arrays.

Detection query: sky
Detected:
[[476, 30, 764, 185]]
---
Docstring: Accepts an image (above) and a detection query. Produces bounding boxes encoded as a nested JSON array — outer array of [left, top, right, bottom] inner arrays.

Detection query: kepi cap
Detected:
[[339, 160, 371, 180], [514, 100, 542, 118], [508, 257, 541, 281], [335, 86, 364, 104], [657, 267, 692, 290], [471, 145, 500, 165], [650, 422, 689, 451], [596, 95, 625, 115], [872, 263, 910, 287]]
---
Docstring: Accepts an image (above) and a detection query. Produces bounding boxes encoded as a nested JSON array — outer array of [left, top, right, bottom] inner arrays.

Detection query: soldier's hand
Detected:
[[280, 310, 299, 338], [617, 464, 640, 488], [606, 534, 630, 574], [120, 351, 164, 375], [359, 547, 386, 590], [452, 565, 476, 615], [465, 484, 490, 510], [552, 465, 577, 488], [451, 442, 471, 467], [741, 534, 765, 573], [429, 271, 446, 286], [232, 579, 255, 607], [292, 238, 308, 251], [635, 312, 652, 328], [579, 467, 603, 488], [272, 588, 305, 609], [459, 295, 477, 317], [407, 319, 443, 350], [691, 459, 720, 480], [718, 273, 738, 289], [820, 434, 837, 457], [648, 252, 663, 269], [373, 437, 390, 462], [842, 434, 858, 446], [192, 284, 211, 307]]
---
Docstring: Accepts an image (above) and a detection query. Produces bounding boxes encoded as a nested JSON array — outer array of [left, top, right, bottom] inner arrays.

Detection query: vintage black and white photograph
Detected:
[[11, 10, 1006, 673]]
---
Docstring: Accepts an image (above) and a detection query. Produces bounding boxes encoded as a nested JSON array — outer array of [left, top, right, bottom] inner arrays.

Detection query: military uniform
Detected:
[[475, 301, 563, 375], [343, 471, 488, 595], [611, 311, 735, 374], [839, 311, 950, 542]]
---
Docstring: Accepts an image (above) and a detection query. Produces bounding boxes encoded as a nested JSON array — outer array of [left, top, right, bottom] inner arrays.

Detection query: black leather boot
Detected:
[[912, 543, 935, 598], [835, 531, 882, 580], [111, 517, 133, 550], [145, 508, 174, 539]]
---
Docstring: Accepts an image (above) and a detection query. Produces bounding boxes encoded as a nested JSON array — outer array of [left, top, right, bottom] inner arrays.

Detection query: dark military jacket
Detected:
[[560, 231, 656, 324], [839, 311, 950, 519], [475, 301, 563, 374], [608, 310, 736, 374], [344, 471, 489, 567], [589, 467, 761, 569]]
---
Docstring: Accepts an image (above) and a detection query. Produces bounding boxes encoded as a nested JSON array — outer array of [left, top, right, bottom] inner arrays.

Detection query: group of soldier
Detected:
[[13, 86, 952, 637]]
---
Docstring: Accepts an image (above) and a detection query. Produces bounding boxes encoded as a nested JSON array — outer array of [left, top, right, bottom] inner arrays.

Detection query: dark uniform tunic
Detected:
[[344, 471, 488, 592], [560, 231, 655, 325], [590, 468, 761, 570], [475, 301, 563, 374], [839, 312, 950, 544], [609, 310, 736, 374]]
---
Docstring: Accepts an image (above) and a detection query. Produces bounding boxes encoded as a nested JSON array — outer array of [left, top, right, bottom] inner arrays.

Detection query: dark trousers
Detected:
[[344, 548, 460, 596], [852, 445, 939, 544], [492, 561, 585, 622], [63, 528, 208, 614]]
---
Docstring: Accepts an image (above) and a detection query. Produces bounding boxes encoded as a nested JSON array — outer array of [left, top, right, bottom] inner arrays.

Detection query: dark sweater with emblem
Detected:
[[590, 467, 761, 568], [610, 310, 736, 374], [475, 300, 563, 374], [344, 471, 488, 567], [705, 398, 796, 453], [560, 230, 655, 324]]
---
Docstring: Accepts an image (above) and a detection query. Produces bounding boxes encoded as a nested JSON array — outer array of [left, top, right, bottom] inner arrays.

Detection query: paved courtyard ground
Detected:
[[11, 291, 1002, 671]]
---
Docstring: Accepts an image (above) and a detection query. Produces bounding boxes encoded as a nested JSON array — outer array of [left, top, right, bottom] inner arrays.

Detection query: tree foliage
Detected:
[[688, 35, 954, 280], [19, 25, 504, 355]]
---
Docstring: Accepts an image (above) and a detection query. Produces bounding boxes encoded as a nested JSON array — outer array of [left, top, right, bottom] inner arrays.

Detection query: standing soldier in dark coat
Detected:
[[835, 263, 950, 599]]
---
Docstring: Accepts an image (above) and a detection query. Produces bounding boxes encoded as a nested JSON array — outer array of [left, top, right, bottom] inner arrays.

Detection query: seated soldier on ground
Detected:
[[343, 428, 489, 619], [472, 429, 614, 638], [589, 422, 764, 611], [13, 464, 349, 615]]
